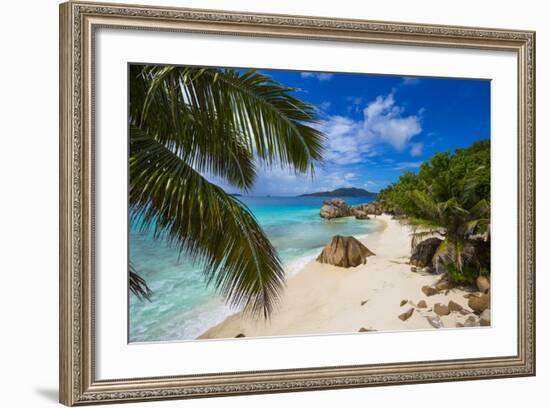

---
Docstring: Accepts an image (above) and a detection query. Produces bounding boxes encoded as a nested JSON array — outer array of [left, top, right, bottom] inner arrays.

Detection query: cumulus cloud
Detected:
[[300, 72, 334, 81], [213, 91, 424, 196], [317, 116, 374, 165], [363, 94, 422, 150], [317, 93, 423, 164]]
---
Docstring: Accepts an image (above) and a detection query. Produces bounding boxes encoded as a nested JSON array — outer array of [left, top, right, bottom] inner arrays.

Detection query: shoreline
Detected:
[[198, 214, 477, 340]]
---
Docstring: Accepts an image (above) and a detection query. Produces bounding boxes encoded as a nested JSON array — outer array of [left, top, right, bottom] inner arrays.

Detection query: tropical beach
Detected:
[[128, 64, 491, 343], [200, 210, 488, 340]]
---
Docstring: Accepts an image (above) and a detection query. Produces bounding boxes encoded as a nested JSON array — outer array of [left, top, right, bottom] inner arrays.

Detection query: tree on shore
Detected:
[[378, 140, 490, 284]]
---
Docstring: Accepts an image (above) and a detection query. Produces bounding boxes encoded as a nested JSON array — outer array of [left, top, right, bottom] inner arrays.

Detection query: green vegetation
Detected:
[[378, 140, 490, 284], [128, 65, 324, 317], [299, 187, 378, 198]]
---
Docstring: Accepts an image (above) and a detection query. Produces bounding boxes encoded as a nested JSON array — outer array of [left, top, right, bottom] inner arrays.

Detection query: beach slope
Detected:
[[199, 214, 475, 339]]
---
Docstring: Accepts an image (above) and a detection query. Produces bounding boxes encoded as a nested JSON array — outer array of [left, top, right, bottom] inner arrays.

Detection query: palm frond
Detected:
[[129, 126, 285, 318], [129, 263, 153, 301], [408, 217, 442, 231], [127, 65, 324, 315], [131, 65, 325, 183], [130, 66, 257, 191], [468, 198, 490, 219], [408, 190, 440, 221], [465, 218, 490, 236]]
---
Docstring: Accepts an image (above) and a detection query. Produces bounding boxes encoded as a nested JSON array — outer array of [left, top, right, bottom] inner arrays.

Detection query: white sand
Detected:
[[199, 214, 477, 339]]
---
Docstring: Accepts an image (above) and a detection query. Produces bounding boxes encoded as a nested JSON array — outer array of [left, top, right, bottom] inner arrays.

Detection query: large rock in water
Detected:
[[410, 237, 442, 268], [351, 201, 384, 219], [350, 204, 370, 219], [320, 199, 351, 219], [316, 235, 375, 268], [365, 202, 383, 216]]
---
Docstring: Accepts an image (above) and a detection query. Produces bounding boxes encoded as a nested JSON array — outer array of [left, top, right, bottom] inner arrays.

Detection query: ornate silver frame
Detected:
[[59, 1, 536, 405]]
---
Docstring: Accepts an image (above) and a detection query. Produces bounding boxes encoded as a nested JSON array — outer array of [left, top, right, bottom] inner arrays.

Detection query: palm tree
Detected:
[[407, 167, 490, 283], [128, 65, 324, 318]]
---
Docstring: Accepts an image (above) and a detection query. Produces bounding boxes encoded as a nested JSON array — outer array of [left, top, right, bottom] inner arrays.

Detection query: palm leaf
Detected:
[[131, 65, 325, 180], [465, 218, 490, 236], [128, 65, 324, 316], [129, 263, 153, 301], [130, 66, 257, 191], [129, 126, 285, 318]]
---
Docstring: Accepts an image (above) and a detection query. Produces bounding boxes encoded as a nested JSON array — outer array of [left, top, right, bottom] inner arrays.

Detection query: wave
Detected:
[[284, 251, 321, 276]]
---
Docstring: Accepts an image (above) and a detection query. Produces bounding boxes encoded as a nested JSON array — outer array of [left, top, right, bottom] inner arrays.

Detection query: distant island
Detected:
[[298, 187, 378, 198]]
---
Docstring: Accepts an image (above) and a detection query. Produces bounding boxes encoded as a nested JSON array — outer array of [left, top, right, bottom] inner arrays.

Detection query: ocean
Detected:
[[129, 196, 376, 342]]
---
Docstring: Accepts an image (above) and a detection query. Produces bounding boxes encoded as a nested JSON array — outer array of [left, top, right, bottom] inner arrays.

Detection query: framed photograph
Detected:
[[59, 1, 536, 405]]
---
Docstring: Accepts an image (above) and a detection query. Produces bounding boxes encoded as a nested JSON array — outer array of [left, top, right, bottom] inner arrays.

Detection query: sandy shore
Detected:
[[199, 214, 477, 339]]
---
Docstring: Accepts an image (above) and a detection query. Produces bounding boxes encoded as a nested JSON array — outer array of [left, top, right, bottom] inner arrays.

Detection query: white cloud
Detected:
[[213, 91, 424, 196], [316, 115, 375, 164], [364, 94, 395, 119], [317, 93, 423, 164], [300, 72, 334, 81], [393, 161, 423, 170], [410, 142, 424, 157], [362, 94, 422, 150]]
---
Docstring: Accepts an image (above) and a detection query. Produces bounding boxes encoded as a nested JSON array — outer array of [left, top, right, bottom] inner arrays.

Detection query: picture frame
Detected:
[[59, 1, 536, 405]]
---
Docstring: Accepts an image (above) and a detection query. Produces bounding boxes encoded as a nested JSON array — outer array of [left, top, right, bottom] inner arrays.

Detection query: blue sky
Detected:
[[224, 69, 490, 196]]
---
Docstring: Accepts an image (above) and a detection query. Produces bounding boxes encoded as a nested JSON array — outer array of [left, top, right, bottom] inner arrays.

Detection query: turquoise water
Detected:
[[129, 196, 376, 342]]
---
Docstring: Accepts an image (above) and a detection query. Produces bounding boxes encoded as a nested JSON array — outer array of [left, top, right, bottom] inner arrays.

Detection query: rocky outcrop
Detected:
[[434, 303, 450, 316], [427, 315, 444, 329], [434, 277, 451, 292], [433, 238, 490, 276], [420, 276, 452, 298], [410, 237, 442, 268], [316, 235, 375, 268], [464, 316, 480, 327], [398, 308, 414, 321], [354, 212, 371, 220], [366, 202, 383, 215], [320, 199, 383, 220], [422, 285, 438, 297], [448, 300, 464, 313], [349, 203, 368, 219], [468, 293, 490, 314], [320, 198, 350, 219], [479, 309, 491, 326], [417, 300, 428, 309], [476, 276, 491, 294], [359, 327, 376, 332]]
